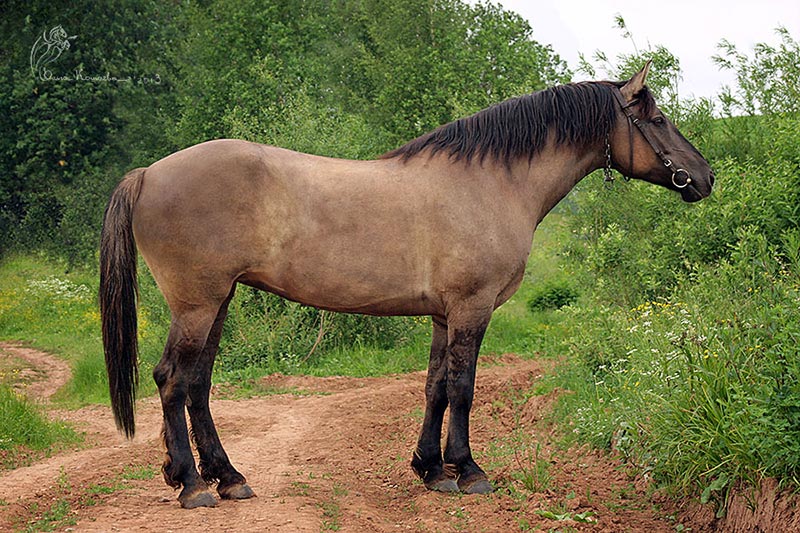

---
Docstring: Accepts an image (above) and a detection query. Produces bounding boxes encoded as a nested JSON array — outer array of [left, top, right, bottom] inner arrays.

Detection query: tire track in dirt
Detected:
[[1, 348, 680, 532]]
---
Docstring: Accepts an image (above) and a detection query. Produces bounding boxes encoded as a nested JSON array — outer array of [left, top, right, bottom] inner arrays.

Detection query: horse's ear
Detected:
[[620, 60, 652, 102]]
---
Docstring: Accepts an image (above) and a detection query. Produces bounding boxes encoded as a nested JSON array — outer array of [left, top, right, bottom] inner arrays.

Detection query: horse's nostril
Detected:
[[709, 171, 716, 187]]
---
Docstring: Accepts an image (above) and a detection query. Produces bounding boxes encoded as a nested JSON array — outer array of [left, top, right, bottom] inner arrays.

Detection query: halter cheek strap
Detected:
[[606, 87, 693, 189]]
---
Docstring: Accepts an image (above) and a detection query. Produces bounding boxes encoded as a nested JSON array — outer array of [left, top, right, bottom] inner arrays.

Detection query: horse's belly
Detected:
[[238, 266, 437, 317]]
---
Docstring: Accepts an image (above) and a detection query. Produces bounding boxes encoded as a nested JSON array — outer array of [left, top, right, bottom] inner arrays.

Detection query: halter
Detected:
[[604, 87, 693, 190]]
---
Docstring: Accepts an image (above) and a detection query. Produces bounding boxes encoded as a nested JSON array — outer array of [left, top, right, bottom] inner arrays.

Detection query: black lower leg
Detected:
[[154, 317, 219, 508], [412, 320, 456, 491], [185, 289, 254, 500], [155, 362, 215, 507], [188, 396, 252, 499], [443, 321, 493, 494]]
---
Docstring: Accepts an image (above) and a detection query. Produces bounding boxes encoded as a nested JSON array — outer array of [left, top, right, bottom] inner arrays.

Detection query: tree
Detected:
[[0, 0, 179, 261]]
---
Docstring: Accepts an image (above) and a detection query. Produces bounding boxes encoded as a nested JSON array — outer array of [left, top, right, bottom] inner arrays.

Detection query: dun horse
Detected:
[[100, 63, 713, 508]]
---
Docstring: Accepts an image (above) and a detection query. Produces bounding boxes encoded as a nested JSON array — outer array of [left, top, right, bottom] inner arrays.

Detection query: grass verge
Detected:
[[0, 386, 81, 470]]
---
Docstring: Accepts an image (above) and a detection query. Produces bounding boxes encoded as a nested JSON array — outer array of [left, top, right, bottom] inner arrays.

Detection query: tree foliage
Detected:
[[0, 0, 567, 261], [0, 0, 179, 260]]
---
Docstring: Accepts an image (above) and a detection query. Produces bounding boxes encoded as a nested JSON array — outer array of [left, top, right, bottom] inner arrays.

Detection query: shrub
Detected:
[[527, 280, 579, 313], [216, 287, 423, 374]]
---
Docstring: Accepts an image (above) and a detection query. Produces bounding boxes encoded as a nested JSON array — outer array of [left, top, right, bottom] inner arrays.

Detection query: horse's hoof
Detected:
[[425, 477, 460, 493], [179, 489, 218, 509], [458, 477, 494, 494], [218, 482, 256, 500]]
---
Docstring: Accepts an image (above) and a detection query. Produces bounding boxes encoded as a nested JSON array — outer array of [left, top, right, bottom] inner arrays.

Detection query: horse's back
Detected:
[[130, 139, 531, 316], [130, 140, 438, 313]]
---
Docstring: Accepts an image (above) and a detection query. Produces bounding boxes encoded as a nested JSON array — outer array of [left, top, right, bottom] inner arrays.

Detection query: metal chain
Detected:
[[603, 134, 615, 188]]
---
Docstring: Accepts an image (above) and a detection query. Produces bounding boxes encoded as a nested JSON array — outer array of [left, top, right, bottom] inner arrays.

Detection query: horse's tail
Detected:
[[99, 167, 145, 439]]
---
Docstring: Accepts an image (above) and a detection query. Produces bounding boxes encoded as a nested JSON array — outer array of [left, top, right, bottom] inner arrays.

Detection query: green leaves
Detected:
[[714, 26, 800, 116], [1, 0, 570, 262], [552, 25, 800, 513], [0, 0, 179, 261]]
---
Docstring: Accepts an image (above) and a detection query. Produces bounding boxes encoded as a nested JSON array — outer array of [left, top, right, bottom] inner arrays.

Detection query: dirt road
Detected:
[[1, 344, 682, 532]]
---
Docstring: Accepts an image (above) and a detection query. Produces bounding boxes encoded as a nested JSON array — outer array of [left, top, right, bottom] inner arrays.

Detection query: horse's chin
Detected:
[[679, 185, 706, 203]]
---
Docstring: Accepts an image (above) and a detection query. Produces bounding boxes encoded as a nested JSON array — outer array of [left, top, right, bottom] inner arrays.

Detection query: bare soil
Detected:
[[1, 342, 71, 400], [1, 343, 797, 532]]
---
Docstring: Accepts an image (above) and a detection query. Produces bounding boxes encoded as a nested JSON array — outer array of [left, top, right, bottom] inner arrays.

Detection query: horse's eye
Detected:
[[652, 116, 665, 125]]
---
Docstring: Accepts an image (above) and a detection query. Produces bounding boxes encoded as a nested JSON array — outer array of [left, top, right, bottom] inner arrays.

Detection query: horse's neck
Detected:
[[511, 144, 603, 225]]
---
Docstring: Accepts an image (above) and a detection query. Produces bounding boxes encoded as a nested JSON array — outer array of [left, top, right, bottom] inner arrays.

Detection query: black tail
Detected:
[[99, 168, 145, 439]]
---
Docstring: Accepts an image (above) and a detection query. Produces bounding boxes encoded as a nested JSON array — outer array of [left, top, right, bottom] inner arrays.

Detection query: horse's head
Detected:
[[607, 62, 714, 202]]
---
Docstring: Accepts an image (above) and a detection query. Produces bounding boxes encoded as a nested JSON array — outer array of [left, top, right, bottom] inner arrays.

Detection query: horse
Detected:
[[99, 61, 713, 508]]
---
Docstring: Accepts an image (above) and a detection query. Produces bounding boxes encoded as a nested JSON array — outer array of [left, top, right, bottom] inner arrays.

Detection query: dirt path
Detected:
[[0, 347, 683, 532], [0, 342, 71, 400]]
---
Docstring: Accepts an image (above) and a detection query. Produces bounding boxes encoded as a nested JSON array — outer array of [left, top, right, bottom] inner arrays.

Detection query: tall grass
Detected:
[[551, 231, 800, 497], [0, 255, 169, 405], [543, 29, 800, 505], [0, 385, 81, 469]]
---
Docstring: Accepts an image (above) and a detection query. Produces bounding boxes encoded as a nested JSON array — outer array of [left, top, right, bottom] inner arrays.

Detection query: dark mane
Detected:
[[381, 81, 656, 167]]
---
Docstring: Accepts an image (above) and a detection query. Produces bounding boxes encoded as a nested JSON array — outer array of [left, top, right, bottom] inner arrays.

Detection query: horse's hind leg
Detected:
[[154, 303, 221, 508], [186, 286, 255, 500]]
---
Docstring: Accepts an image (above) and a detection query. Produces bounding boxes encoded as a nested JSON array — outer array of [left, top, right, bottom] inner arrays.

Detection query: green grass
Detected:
[[0, 385, 81, 469], [544, 226, 800, 508], [213, 378, 331, 400], [0, 254, 169, 407], [121, 464, 158, 481], [23, 497, 75, 533]]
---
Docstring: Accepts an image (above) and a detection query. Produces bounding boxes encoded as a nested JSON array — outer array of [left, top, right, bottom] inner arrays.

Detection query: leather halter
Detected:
[[605, 87, 693, 189]]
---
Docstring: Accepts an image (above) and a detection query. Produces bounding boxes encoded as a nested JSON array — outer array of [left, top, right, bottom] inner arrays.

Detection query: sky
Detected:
[[494, 0, 800, 101]]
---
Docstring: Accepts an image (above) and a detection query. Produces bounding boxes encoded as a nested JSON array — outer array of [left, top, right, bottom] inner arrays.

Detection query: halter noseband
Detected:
[[604, 87, 693, 190]]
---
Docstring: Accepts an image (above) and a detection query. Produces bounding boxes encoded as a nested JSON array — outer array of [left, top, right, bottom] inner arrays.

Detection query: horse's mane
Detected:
[[381, 81, 656, 167]]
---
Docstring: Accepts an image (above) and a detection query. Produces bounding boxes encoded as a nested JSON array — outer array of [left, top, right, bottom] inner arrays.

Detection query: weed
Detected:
[[332, 483, 348, 498], [22, 468, 77, 532], [290, 481, 311, 497], [319, 500, 341, 531], [448, 506, 470, 531], [513, 441, 552, 493], [0, 385, 81, 469], [86, 483, 121, 495], [535, 507, 596, 523], [24, 498, 75, 533], [408, 406, 424, 422], [213, 380, 328, 400], [527, 279, 579, 313], [121, 464, 158, 481]]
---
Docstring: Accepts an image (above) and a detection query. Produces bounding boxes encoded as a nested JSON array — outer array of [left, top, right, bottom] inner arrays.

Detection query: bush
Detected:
[[527, 279, 579, 312], [548, 28, 800, 504], [555, 229, 800, 496], [216, 287, 423, 374]]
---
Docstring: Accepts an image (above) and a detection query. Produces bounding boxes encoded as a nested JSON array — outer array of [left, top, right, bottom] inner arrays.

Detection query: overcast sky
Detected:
[[494, 0, 800, 101]]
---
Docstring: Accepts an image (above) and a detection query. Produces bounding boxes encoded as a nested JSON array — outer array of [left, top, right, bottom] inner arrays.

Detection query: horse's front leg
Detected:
[[412, 318, 459, 492], [443, 309, 494, 494]]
